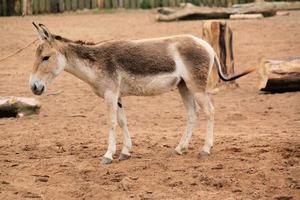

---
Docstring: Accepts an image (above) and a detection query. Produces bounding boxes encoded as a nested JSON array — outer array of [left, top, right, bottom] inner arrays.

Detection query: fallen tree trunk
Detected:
[[258, 58, 300, 93], [157, 1, 300, 22], [0, 97, 41, 118], [233, 1, 300, 11], [156, 2, 277, 21], [203, 21, 238, 93]]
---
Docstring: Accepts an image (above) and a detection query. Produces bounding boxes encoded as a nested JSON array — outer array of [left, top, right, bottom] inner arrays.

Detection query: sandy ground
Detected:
[[0, 9, 299, 200]]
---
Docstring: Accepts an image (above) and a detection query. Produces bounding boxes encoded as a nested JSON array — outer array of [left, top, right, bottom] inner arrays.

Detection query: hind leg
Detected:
[[193, 92, 215, 156], [101, 90, 119, 164], [175, 81, 199, 155]]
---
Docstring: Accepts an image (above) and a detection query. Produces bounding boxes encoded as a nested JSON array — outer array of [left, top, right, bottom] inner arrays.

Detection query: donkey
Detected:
[[29, 23, 254, 164]]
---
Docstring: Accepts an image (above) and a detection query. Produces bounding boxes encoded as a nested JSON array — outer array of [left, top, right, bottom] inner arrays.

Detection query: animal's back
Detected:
[[99, 35, 212, 77]]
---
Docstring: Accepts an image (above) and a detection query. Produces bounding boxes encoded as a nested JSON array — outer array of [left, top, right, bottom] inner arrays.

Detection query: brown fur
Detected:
[[63, 40, 176, 75], [178, 39, 210, 90]]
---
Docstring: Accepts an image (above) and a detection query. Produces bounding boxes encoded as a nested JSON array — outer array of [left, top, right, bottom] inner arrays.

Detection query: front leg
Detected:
[[101, 90, 119, 165], [117, 99, 132, 161]]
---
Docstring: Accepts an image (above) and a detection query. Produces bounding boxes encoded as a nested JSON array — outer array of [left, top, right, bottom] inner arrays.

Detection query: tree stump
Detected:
[[258, 58, 300, 93], [0, 97, 41, 118], [202, 21, 238, 93]]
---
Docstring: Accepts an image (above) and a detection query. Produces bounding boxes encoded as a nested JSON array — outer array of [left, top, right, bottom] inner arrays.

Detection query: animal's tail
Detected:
[[214, 54, 256, 82]]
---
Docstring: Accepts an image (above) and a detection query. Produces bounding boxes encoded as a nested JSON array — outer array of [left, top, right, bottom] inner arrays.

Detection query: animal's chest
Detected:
[[120, 73, 181, 96]]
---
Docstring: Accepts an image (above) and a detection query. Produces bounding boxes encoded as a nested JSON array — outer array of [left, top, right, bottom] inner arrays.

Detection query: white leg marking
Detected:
[[117, 100, 132, 156], [194, 93, 215, 154], [175, 83, 198, 155], [103, 90, 118, 161]]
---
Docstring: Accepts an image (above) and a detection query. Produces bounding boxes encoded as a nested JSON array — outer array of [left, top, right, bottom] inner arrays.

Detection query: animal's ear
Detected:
[[32, 22, 53, 42]]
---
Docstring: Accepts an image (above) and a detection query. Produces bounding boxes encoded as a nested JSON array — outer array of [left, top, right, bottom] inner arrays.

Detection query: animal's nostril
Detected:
[[40, 85, 44, 93], [31, 83, 37, 91]]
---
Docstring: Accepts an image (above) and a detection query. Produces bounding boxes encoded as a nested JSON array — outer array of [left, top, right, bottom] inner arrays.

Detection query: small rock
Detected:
[[22, 192, 41, 199], [211, 164, 223, 170], [34, 175, 49, 183], [232, 188, 242, 193], [120, 177, 132, 191], [129, 176, 139, 180], [162, 144, 171, 148], [1, 181, 9, 185], [275, 196, 293, 200]]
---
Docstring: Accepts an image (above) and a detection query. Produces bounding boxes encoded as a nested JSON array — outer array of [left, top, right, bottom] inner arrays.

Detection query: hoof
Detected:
[[198, 151, 210, 158], [174, 147, 187, 155], [101, 157, 112, 165], [119, 153, 131, 161]]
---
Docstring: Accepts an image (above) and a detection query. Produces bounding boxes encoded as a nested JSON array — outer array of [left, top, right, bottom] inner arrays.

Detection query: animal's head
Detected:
[[29, 22, 66, 95]]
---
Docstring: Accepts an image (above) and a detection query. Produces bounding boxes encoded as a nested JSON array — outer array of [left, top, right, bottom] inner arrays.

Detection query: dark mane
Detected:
[[53, 35, 96, 45]]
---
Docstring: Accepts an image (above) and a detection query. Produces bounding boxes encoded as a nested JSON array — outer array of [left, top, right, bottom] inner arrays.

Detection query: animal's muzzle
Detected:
[[31, 81, 45, 95]]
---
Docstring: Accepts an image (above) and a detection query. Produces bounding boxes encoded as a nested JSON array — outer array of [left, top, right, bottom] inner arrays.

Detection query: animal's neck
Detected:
[[63, 45, 98, 85]]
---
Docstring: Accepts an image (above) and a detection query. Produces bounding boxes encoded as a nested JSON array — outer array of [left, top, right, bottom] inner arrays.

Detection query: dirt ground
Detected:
[[0, 9, 299, 200]]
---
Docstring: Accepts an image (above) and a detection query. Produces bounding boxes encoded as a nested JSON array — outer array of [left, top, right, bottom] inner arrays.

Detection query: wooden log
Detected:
[[233, 2, 300, 11], [258, 58, 300, 93], [0, 97, 41, 118], [230, 13, 263, 20], [203, 21, 238, 92], [156, 2, 277, 21], [276, 11, 289, 16]]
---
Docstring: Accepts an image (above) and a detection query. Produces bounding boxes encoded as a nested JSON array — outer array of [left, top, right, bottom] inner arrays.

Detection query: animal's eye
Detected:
[[42, 56, 50, 61]]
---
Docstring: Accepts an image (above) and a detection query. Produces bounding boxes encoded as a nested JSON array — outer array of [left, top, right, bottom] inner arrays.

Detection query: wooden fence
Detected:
[[0, 0, 290, 16]]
